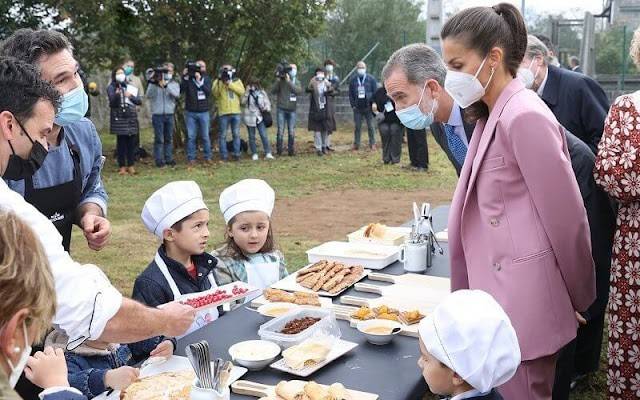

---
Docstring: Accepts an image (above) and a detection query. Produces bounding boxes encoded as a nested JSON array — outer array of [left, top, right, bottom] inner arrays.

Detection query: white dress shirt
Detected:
[[446, 104, 469, 147], [537, 66, 550, 97], [0, 179, 122, 348]]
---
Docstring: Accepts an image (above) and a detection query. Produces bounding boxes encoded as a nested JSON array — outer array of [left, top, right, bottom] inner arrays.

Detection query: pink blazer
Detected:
[[447, 79, 595, 360]]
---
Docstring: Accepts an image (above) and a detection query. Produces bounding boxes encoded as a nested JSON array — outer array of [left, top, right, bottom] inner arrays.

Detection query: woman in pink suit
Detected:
[[441, 3, 595, 399]]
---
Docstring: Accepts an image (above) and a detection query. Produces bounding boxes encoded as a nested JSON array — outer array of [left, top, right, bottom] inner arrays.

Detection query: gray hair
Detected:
[[525, 34, 551, 65], [382, 43, 446, 86]]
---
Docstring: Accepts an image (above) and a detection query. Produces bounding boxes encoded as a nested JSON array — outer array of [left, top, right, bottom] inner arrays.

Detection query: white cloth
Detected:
[[142, 181, 208, 238], [537, 66, 549, 97], [154, 252, 218, 338], [418, 290, 520, 393], [243, 255, 280, 303], [0, 180, 122, 349], [446, 104, 469, 147], [39, 387, 84, 399], [219, 179, 275, 224]]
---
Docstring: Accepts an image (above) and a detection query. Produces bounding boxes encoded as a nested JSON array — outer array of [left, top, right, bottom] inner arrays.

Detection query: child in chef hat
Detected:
[[213, 179, 287, 301], [132, 181, 221, 337], [417, 290, 521, 400]]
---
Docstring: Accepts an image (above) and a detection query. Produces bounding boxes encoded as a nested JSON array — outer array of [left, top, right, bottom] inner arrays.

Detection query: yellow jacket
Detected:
[[212, 79, 245, 115]]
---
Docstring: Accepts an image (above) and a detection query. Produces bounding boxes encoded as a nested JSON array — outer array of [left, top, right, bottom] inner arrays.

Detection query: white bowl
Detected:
[[228, 340, 281, 371], [257, 302, 300, 319], [356, 319, 402, 345]]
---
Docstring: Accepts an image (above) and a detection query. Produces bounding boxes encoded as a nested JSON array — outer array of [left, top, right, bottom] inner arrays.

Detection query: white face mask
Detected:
[[7, 322, 31, 388], [444, 56, 495, 109], [115, 73, 126, 83], [325, 65, 334, 73], [357, 68, 366, 76], [517, 59, 540, 89]]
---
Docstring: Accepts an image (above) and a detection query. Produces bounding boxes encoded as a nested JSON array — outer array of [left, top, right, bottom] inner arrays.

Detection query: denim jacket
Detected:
[[5, 119, 108, 215]]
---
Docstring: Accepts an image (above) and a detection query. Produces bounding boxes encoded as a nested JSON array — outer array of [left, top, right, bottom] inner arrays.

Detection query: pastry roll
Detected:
[[275, 380, 307, 400], [304, 381, 329, 400]]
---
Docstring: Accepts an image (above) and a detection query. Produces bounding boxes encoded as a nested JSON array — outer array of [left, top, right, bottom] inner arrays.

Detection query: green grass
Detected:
[[69, 124, 605, 400]]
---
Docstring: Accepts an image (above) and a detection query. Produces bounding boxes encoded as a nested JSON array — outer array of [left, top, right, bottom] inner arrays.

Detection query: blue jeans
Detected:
[[353, 108, 376, 148], [276, 108, 296, 154], [248, 121, 271, 155], [185, 111, 212, 161], [218, 114, 241, 159], [152, 114, 174, 166]]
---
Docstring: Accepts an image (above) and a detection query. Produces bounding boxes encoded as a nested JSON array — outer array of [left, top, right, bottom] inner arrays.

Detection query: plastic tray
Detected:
[[306, 241, 400, 270], [258, 307, 341, 349]]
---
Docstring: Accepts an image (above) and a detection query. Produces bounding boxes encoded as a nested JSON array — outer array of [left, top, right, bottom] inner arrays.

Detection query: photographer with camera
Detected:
[[146, 62, 180, 168], [181, 60, 212, 166], [270, 62, 301, 156], [212, 63, 245, 161], [242, 78, 274, 160]]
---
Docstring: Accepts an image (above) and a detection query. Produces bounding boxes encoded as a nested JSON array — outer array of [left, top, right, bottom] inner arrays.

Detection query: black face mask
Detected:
[[3, 120, 48, 180]]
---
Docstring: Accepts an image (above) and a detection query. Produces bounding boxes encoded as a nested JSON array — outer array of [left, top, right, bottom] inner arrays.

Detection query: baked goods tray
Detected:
[[270, 263, 370, 297]]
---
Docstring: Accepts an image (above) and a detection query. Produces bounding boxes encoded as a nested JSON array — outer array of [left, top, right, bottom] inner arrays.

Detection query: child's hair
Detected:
[[221, 215, 276, 260], [0, 211, 56, 341]]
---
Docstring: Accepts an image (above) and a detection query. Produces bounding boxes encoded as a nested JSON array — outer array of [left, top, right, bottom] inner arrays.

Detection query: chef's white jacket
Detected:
[[0, 179, 122, 348]]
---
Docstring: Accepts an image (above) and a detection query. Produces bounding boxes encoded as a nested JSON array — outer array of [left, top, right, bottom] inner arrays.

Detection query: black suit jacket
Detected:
[[541, 65, 609, 153], [565, 131, 615, 320], [429, 106, 475, 176]]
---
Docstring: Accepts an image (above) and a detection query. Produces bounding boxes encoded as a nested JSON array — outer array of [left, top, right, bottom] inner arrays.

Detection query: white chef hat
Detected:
[[141, 181, 208, 239], [418, 290, 521, 393], [219, 179, 275, 224]]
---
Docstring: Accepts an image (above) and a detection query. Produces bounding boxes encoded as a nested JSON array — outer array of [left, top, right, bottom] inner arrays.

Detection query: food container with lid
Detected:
[[258, 307, 341, 349], [306, 241, 400, 270]]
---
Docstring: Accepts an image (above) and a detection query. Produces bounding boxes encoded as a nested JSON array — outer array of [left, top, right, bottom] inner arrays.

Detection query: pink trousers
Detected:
[[498, 352, 558, 400]]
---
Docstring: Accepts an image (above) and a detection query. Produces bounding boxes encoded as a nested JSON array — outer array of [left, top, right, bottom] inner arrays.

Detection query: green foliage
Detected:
[[311, 0, 425, 82], [0, 0, 334, 81], [596, 26, 639, 75]]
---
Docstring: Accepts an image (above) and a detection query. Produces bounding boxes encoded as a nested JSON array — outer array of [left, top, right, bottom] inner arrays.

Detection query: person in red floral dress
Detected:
[[595, 88, 640, 398]]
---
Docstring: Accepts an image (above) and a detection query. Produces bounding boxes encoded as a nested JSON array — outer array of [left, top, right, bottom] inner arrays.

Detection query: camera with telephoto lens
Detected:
[[185, 61, 201, 78], [219, 66, 235, 82], [148, 65, 169, 84], [275, 60, 292, 79]]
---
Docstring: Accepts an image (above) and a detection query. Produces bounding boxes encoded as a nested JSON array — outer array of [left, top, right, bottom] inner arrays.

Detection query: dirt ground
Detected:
[[272, 188, 454, 242]]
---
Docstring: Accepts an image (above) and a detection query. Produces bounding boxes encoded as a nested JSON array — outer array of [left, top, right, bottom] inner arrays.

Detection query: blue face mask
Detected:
[[395, 81, 436, 130], [124, 65, 134, 76], [54, 84, 89, 126], [289, 69, 297, 78]]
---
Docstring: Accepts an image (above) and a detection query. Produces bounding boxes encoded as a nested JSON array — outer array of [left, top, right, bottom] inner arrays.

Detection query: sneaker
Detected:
[[322, 147, 328, 155], [288, 151, 295, 156], [252, 154, 259, 161], [370, 143, 378, 151], [326, 146, 335, 152], [351, 144, 359, 151], [232, 155, 240, 162], [316, 150, 323, 156], [166, 160, 176, 167], [265, 153, 275, 160], [118, 167, 128, 175], [187, 160, 197, 170], [127, 166, 137, 175]]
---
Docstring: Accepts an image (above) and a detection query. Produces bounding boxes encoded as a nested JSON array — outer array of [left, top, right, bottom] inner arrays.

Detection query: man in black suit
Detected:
[[381, 43, 474, 176], [569, 56, 583, 74], [521, 35, 609, 153]]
